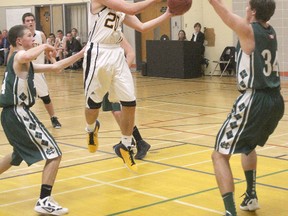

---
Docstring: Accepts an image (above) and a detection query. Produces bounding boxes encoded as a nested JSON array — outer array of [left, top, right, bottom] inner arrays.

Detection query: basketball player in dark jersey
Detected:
[[0, 24, 84, 215], [209, 0, 284, 215]]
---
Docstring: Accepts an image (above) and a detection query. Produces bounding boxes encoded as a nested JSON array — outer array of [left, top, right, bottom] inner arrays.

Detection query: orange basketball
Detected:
[[167, 0, 192, 15]]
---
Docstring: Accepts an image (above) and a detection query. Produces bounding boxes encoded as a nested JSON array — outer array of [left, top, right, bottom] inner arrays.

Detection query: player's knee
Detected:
[[120, 100, 136, 107], [40, 95, 51, 104], [88, 97, 102, 109]]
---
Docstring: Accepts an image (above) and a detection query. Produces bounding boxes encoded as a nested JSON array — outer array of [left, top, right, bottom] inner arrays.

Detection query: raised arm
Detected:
[[94, 0, 157, 15], [123, 9, 172, 33], [208, 0, 255, 54]]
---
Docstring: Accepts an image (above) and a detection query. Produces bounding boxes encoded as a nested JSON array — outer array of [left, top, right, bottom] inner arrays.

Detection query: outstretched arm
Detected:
[[33, 47, 85, 73], [123, 9, 173, 33], [15, 44, 55, 64], [94, 0, 157, 15], [208, 0, 254, 54]]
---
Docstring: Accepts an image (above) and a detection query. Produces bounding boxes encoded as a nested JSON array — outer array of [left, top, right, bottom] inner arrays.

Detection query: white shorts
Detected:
[[83, 42, 135, 108], [34, 73, 49, 97]]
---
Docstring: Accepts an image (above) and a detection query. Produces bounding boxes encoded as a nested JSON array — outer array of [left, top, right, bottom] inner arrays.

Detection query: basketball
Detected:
[[167, 0, 192, 15]]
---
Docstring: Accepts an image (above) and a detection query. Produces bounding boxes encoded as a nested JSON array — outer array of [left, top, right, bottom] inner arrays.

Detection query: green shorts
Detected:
[[1, 106, 62, 166], [102, 92, 121, 112], [215, 88, 284, 155]]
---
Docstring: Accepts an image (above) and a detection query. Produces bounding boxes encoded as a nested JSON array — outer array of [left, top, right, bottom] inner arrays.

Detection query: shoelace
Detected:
[[127, 147, 136, 165], [89, 132, 95, 144]]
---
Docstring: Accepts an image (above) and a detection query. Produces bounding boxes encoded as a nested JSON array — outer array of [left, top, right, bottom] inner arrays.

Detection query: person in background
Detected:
[[47, 33, 56, 46], [178, 29, 187, 41], [0, 24, 84, 215], [191, 22, 207, 72], [55, 30, 66, 61], [209, 0, 283, 215], [0, 31, 3, 65], [22, 12, 62, 129], [191, 22, 205, 44], [64, 31, 82, 70], [46, 33, 56, 64], [71, 27, 81, 42], [2, 29, 10, 66]]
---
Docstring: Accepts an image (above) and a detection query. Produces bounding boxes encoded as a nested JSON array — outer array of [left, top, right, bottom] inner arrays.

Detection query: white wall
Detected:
[[183, 0, 234, 75]]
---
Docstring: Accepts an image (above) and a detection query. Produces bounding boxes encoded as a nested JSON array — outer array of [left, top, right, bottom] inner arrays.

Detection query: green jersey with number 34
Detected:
[[236, 22, 280, 91]]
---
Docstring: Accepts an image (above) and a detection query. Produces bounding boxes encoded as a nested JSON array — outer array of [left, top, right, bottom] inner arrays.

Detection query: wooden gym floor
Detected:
[[0, 66, 287, 216]]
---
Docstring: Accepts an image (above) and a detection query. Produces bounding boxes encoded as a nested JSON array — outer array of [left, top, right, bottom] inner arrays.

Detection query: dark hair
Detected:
[[178, 30, 187, 40], [49, 33, 55, 38], [250, 0, 275, 22], [194, 22, 201, 29], [22, 12, 35, 23], [8, 25, 28, 47], [71, 28, 78, 33], [57, 30, 64, 34]]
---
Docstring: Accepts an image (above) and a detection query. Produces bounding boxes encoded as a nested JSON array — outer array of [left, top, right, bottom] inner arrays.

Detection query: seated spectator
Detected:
[[55, 30, 66, 61], [46, 33, 56, 63], [64, 31, 82, 69], [47, 33, 56, 46], [178, 30, 187, 41], [1, 29, 10, 66], [71, 28, 81, 42], [0, 31, 3, 65], [160, 34, 169, 41]]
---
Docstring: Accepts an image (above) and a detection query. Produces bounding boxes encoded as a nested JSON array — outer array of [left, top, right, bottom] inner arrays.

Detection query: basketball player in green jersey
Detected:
[[208, 0, 284, 215], [0, 24, 84, 215], [102, 36, 150, 160]]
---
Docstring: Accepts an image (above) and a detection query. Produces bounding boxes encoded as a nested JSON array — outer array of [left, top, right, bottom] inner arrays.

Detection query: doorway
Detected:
[[135, 1, 171, 69], [35, 6, 51, 37]]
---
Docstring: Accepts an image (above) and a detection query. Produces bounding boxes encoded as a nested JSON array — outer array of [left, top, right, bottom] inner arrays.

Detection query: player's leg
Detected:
[[240, 150, 259, 211], [238, 89, 284, 212], [34, 73, 61, 128], [133, 126, 151, 160], [83, 43, 112, 153], [34, 155, 68, 215], [85, 102, 101, 153], [212, 151, 236, 216], [212, 92, 255, 216], [109, 50, 138, 171], [40, 95, 61, 129], [105, 92, 151, 160], [0, 153, 13, 174], [2, 106, 67, 215], [113, 102, 137, 171]]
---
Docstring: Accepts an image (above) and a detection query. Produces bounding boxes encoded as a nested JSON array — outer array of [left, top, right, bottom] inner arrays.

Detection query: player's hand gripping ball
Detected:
[[167, 0, 192, 15]]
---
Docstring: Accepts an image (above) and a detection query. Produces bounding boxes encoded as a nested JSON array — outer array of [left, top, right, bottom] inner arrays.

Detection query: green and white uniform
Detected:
[[0, 52, 62, 166], [215, 22, 284, 155]]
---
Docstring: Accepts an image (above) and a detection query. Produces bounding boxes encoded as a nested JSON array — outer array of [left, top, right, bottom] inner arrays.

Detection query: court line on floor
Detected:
[[0, 151, 286, 206], [82, 177, 224, 215]]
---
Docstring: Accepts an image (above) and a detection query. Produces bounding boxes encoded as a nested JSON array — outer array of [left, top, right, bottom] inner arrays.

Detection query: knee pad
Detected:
[[120, 100, 136, 107], [40, 95, 51, 104], [88, 97, 102, 109]]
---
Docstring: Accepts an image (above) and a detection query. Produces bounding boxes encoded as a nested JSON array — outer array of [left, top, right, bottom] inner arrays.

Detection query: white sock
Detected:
[[121, 135, 132, 147], [86, 123, 96, 132]]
